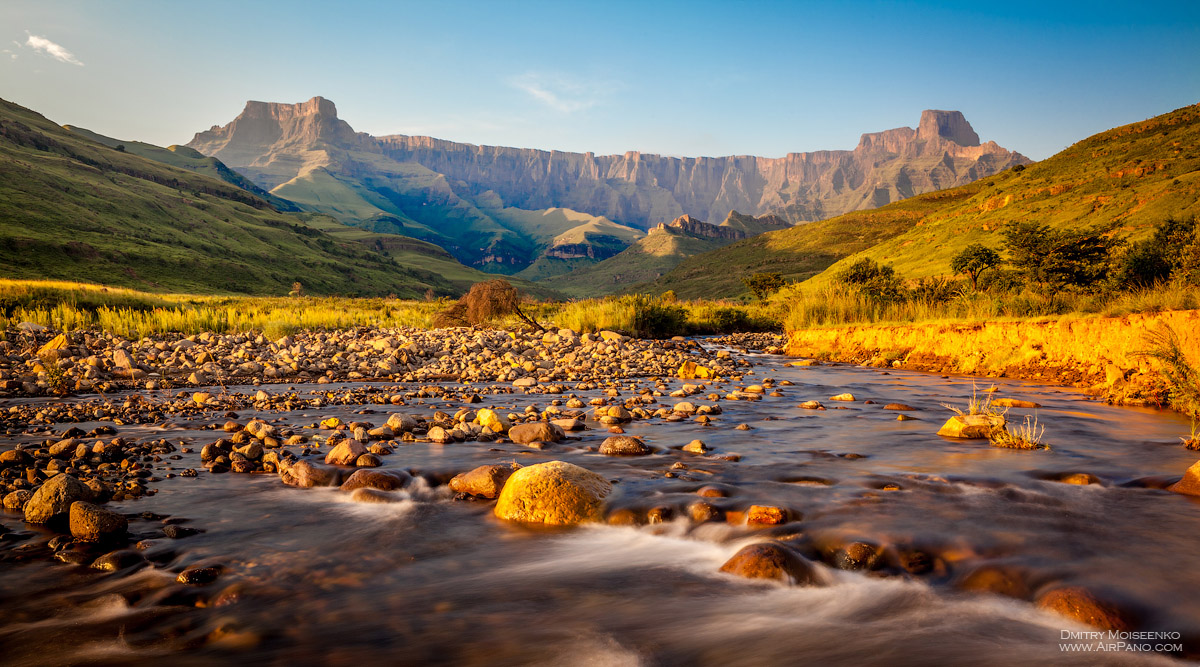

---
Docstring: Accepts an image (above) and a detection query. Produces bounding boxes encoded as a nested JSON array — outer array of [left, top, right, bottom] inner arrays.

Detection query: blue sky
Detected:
[[2, 0, 1198, 160]]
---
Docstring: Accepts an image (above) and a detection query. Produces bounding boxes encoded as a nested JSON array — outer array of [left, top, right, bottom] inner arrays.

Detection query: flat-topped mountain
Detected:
[[186, 98, 1028, 283]]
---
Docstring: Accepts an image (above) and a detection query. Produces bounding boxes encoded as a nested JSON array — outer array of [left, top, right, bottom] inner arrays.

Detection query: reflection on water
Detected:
[[1, 350, 1197, 665]]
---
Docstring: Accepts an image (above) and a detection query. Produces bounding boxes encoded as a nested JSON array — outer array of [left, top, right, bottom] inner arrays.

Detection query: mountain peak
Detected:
[[240, 96, 337, 121], [917, 109, 980, 147]]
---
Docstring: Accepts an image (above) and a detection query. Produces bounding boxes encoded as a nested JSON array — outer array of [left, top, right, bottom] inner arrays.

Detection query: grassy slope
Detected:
[[551, 227, 732, 297], [0, 97, 500, 297], [62, 124, 298, 211], [651, 103, 1200, 298]]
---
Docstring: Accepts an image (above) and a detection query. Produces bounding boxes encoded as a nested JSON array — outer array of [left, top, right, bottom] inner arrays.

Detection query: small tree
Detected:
[[289, 281, 304, 297], [742, 272, 786, 301], [1002, 221, 1122, 290], [951, 244, 1001, 290]]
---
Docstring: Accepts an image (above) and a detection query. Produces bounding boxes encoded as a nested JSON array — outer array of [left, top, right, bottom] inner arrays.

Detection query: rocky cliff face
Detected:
[[188, 99, 1029, 232], [373, 108, 1028, 228]]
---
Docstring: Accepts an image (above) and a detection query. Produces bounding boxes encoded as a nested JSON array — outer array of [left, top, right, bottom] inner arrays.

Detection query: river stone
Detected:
[[798, 401, 824, 410], [356, 453, 382, 467], [683, 439, 709, 454], [993, 398, 1042, 409], [550, 418, 584, 432], [493, 461, 612, 525], [719, 543, 819, 585], [90, 549, 146, 572], [1167, 460, 1200, 496], [280, 460, 342, 488], [3, 489, 32, 510], [449, 464, 514, 499], [341, 469, 410, 492], [350, 488, 398, 504], [325, 440, 368, 466], [24, 474, 87, 524], [883, 403, 919, 411], [829, 393, 856, 402], [1035, 586, 1135, 632], [746, 505, 789, 525], [956, 565, 1030, 599], [386, 413, 417, 432], [177, 566, 223, 585], [599, 436, 651, 456], [937, 414, 1005, 439], [475, 409, 510, 434], [69, 501, 128, 541], [508, 422, 566, 445]]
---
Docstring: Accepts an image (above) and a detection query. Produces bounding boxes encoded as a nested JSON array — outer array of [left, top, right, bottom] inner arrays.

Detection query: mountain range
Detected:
[[185, 97, 1027, 281], [649, 103, 1200, 298]]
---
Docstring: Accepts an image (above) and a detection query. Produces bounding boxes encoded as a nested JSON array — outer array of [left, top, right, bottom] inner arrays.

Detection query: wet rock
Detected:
[[551, 418, 584, 432], [1035, 586, 1135, 632], [993, 398, 1042, 409], [957, 565, 1030, 599], [798, 401, 824, 410], [696, 485, 730, 498], [682, 439, 709, 454], [163, 525, 201, 539], [90, 549, 146, 572], [828, 541, 883, 571], [493, 461, 611, 525], [937, 414, 1005, 439], [324, 440, 368, 466], [449, 465, 513, 499], [340, 469, 411, 492], [177, 566, 224, 585], [599, 436, 652, 456], [746, 505, 789, 525], [24, 474, 87, 524], [475, 409, 510, 434], [719, 543, 819, 585], [508, 422, 566, 445], [355, 453, 382, 467], [883, 403, 919, 411], [3, 489, 32, 510], [688, 501, 723, 523], [829, 393, 856, 402], [1168, 460, 1200, 496], [350, 488, 398, 504], [69, 501, 128, 541], [280, 460, 342, 488]]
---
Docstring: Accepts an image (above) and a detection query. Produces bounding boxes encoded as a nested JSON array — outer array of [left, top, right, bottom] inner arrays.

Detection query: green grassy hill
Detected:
[[649, 103, 1200, 298], [0, 97, 511, 297]]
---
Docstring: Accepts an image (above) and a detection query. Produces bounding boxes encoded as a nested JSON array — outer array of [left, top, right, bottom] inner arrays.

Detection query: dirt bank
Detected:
[[784, 310, 1200, 407]]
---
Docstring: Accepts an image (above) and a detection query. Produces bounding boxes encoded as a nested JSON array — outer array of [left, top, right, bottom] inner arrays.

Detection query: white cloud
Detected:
[[24, 32, 83, 66], [510, 72, 613, 113]]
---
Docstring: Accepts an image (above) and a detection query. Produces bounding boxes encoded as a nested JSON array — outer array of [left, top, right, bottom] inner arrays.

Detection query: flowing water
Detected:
[[1, 347, 1198, 666]]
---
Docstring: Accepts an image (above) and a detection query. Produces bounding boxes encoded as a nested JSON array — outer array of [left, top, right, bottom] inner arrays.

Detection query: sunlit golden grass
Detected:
[[780, 281, 1200, 330]]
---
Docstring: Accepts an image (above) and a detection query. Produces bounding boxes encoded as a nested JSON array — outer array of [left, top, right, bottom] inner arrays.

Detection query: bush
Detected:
[[1119, 216, 1199, 287], [742, 273, 787, 301], [1002, 221, 1123, 291], [950, 244, 1001, 289], [437, 279, 542, 330], [836, 258, 905, 303], [626, 294, 687, 339]]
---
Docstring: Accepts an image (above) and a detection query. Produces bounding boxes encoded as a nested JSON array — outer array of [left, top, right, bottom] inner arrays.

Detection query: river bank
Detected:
[[784, 310, 1200, 408]]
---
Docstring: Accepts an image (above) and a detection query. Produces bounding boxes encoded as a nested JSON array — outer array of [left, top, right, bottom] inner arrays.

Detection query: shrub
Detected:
[[742, 272, 787, 301], [1002, 221, 1123, 291], [950, 244, 1001, 290], [836, 258, 905, 303]]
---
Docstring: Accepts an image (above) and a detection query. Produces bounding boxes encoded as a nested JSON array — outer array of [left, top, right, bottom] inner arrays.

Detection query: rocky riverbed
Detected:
[[2, 330, 1199, 665]]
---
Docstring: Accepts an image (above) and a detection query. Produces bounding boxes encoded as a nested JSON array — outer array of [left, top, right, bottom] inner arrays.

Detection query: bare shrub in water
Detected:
[[989, 414, 1049, 450]]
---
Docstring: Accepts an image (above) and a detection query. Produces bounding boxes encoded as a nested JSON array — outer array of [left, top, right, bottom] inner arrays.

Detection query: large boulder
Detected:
[[508, 422, 566, 445], [599, 436, 652, 456], [1035, 586, 1136, 632], [493, 461, 612, 525], [24, 474, 87, 524], [340, 469, 411, 492], [449, 464, 514, 499], [937, 414, 1005, 439], [1168, 460, 1200, 496], [69, 501, 128, 541], [719, 543, 820, 585], [280, 460, 342, 488], [325, 440, 368, 466]]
